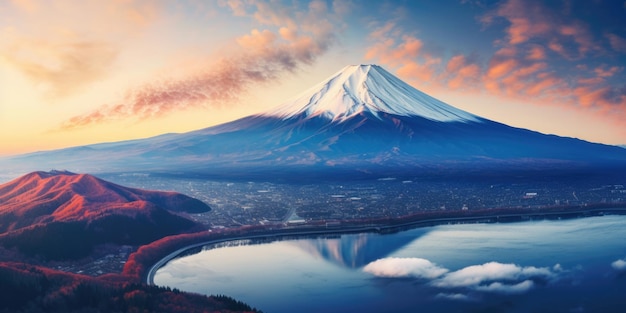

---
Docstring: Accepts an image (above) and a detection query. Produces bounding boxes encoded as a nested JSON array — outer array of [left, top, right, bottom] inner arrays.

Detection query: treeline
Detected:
[[0, 262, 262, 313], [0, 209, 197, 260]]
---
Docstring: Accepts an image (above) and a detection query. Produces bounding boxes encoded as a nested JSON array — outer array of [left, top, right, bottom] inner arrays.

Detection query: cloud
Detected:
[[445, 55, 481, 90], [481, 0, 599, 59], [363, 0, 626, 142], [478, 0, 626, 109], [364, 258, 561, 297], [611, 258, 626, 271], [474, 280, 534, 294], [364, 22, 441, 88], [363, 257, 448, 279], [219, 0, 248, 17], [526, 45, 547, 60], [481, 0, 552, 45], [58, 0, 345, 130], [1, 38, 118, 98], [572, 85, 626, 109], [1, 0, 162, 98], [485, 58, 519, 80], [432, 262, 555, 290], [606, 33, 626, 53], [434, 292, 475, 302], [594, 66, 622, 78], [432, 261, 560, 296]]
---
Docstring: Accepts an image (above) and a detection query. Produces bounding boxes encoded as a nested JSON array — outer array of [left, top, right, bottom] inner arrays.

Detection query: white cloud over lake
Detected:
[[434, 292, 475, 302], [362, 257, 448, 279], [432, 262, 556, 291], [364, 258, 560, 296], [611, 258, 626, 271], [474, 280, 535, 294]]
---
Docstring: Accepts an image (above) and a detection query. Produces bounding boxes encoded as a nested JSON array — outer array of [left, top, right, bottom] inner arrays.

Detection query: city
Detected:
[[106, 173, 626, 227], [46, 172, 625, 277]]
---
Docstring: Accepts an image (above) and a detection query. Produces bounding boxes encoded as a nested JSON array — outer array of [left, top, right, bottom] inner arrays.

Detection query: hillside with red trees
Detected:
[[0, 170, 210, 260], [0, 171, 265, 312], [0, 262, 261, 313]]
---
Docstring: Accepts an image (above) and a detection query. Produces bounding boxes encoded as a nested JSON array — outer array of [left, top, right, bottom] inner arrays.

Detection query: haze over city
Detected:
[[1, 0, 625, 156]]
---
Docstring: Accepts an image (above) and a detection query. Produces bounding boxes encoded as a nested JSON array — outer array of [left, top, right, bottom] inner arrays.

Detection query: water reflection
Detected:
[[156, 215, 626, 313], [288, 229, 427, 268]]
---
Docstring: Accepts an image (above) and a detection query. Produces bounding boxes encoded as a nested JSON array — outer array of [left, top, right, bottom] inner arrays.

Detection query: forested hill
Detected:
[[0, 262, 262, 313], [0, 171, 209, 260]]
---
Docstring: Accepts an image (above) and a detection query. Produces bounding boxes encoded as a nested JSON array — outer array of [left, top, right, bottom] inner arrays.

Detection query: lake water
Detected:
[[154, 215, 626, 313]]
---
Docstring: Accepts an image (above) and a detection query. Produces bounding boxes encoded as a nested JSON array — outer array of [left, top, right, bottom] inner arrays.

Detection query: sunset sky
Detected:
[[1, 0, 625, 156]]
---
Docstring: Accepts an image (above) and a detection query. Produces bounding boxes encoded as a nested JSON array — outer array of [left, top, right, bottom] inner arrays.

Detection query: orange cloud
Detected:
[[486, 59, 518, 80], [364, 22, 441, 90], [559, 25, 577, 36], [594, 65, 622, 78], [547, 39, 565, 56], [1, 0, 162, 98], [493, 62, 550, 96], [58, 0, 346, 130], [571, 85, 626, 113], [392, 36, 423, 60], [219, 0, 248, 17], [237, 29, 277, 50], [564, 22, 598, 56], [606, 33, 626, 53], [525, 73, 563, 96], [397, 59, 440, 83], [368, 22, 396, 41], [526, 45, 546, 60], [445, 55, 481, 90], [482, 0, 600, 59], [482, 0, 552, 45], [446, 55, 466, 73], [577, 77, 604, 86], [279, 27, 297, 41], [508, 17, 551, 45], [1, 38, 118, 98], [362, 0, 626, 142], [365, 1, 626, 132]]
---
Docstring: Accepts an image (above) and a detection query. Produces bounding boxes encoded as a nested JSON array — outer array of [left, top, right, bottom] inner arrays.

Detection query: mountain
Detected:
[[2, 64, 626, 180], [0, 170, 209, 260], [267, 64, 480, 123]]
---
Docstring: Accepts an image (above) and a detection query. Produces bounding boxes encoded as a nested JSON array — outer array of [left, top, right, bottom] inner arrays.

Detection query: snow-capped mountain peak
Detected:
[[265, 64, 481, 123]]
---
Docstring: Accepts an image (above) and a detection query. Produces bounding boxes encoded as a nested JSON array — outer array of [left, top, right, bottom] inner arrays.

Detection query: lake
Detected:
[[154, 214, 626, 313]]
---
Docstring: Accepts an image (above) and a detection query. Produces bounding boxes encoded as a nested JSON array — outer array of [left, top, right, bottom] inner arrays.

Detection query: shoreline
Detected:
[[146, 206, 626, 285]]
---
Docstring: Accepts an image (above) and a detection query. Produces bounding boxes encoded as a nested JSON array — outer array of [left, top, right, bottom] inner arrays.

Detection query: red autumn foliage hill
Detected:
[[0, 262, 261, 313], [0, 170, 210, 260]]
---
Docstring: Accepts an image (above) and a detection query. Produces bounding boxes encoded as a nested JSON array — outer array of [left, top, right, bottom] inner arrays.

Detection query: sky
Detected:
[[1, 0, 625, 156]]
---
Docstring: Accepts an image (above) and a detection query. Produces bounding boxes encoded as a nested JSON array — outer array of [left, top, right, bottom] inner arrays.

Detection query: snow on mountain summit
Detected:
[[265, 64, 481, 123]]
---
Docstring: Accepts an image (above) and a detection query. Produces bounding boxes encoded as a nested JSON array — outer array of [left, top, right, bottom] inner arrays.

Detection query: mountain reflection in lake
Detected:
[[155, 215, 626, 313]]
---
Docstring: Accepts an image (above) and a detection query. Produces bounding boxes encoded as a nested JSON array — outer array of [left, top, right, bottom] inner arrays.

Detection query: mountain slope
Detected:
[[0, 171, 210, 260], [2, 65, 626, 180]]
